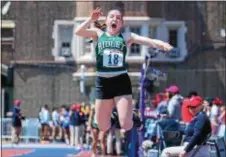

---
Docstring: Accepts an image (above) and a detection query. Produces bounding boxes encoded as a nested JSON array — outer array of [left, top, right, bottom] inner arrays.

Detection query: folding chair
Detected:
[[161, 130, 181, 147], [215, 137, 226, 157], [189, 134, 212, 157], [156, 124, 181, 155]]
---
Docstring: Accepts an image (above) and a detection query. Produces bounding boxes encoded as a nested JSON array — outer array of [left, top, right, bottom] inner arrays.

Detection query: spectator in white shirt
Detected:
[[51, 107, 60, 142], [166, 85, 183, 121], [39, 104, 51, 140], [210, 97, 223, 135]]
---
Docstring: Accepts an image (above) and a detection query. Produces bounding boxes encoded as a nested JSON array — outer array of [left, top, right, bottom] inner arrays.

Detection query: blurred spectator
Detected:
[[87, 105, 106, 156], [203, 97, 215, 117], [132, 108, 142, 129], [61, 106, 70, 144], [210, 97, 223, 135], [81, 104, 88, 115], [181, 91, 198, 123], [51, 107, 60, 142], [107, 108, 142, 156], [217, 104, 225, 138], [161, 96, 211, 157], [151, 108, 180, 144], [11, 100, 23, 144], [107, 108, 122, 155], [124, 108, 142, 157], [39, 104, 51, 141], [156, 91, 169, 116], [83, 105, 91, 145], [77, 104, 86, 145], [59, 105, 66, 141], [166, 85, 183, 120], [152, 93, 162, 108], [69, 104, 81, 146]]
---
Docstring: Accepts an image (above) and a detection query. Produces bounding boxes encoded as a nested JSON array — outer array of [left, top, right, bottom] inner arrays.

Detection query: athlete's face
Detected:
[[105, 10, 123, 35]]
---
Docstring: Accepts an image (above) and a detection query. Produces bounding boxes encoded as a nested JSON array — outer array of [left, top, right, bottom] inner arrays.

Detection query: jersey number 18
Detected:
[[108, 53, 119, 65], [103, 49, 123, 68]]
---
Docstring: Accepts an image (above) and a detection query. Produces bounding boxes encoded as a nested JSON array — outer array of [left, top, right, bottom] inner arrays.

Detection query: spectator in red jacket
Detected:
[[181, 91, 198, 123]]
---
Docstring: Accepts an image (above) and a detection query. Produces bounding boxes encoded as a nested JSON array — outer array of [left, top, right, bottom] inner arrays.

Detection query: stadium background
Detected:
[[1, 1, 225, 120]]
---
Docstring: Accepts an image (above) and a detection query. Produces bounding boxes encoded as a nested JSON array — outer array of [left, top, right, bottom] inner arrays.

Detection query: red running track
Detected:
[[74, 151, 122, 157], [2, 149, 34, 157]]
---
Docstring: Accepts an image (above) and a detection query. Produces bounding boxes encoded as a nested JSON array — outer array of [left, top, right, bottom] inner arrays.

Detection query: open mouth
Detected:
[[111, 23, 117, 29]]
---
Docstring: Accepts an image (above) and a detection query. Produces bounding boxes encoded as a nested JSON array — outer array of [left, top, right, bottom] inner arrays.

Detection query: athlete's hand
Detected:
[[161, 42, 174, 51], [90, 7, 103, 21]]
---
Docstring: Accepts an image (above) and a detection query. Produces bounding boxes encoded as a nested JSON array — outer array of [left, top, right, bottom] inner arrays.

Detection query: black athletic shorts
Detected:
[[95, 73, 132, 99]]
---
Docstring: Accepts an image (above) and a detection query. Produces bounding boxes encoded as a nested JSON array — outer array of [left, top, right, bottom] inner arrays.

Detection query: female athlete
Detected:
[[75, 7, 173, 157]]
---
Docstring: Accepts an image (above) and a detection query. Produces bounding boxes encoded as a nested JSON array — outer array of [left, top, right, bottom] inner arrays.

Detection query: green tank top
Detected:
[[95, 32, 127, 74]]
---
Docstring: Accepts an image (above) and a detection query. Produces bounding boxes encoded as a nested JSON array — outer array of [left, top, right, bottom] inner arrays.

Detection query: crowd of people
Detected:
[[143, 85, 225, 157], [37, 102, 142, 155], [151, 85, 225, 138], [10, 84, 225, 156], [38, 104, 89, 145]]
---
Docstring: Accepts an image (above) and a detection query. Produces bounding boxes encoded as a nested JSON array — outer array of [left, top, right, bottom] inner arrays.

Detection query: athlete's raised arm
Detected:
[[75, 7, 103, 38], [129, 33, 173, 51]]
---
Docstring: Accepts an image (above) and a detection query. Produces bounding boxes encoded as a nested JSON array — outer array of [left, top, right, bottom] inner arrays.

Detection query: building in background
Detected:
[[1, 1, 225, 117]]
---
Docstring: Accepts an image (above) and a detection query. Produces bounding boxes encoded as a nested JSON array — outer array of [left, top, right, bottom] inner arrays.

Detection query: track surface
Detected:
[[2, 144, 122, 157]]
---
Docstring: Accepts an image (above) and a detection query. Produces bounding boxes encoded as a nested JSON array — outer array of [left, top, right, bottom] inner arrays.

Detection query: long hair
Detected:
[[94, 21, 106, 30], [86, 21, 106, 44]]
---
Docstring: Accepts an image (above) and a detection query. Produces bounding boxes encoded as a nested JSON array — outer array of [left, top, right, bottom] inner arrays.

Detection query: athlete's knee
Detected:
[[119, 118, 133, 131], [95, 114, 110, 132], [97, 123, 110, 132]]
